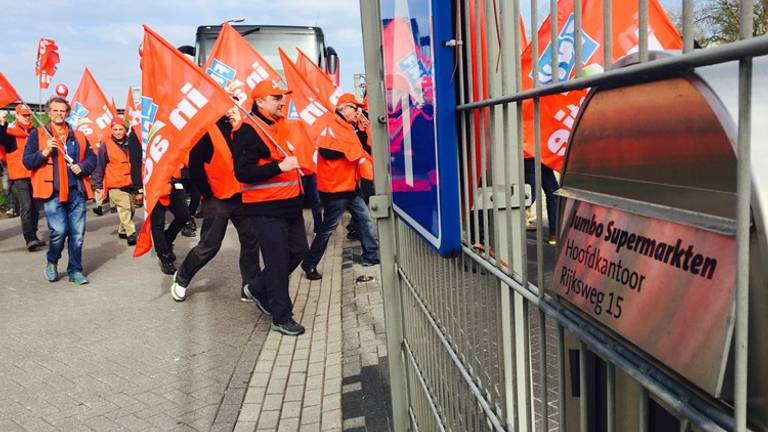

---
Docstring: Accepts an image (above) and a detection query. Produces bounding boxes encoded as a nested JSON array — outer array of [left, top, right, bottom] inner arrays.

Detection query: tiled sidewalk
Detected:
[[234, 225, 346, 431]]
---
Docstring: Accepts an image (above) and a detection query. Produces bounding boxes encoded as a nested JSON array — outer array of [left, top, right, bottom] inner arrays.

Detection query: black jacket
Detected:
[[231, 111, 303, 217], [188, 117, 241, 202]]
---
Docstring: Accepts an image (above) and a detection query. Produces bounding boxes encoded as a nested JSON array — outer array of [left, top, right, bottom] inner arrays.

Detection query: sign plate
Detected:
[[551, 198, 736, 395], [380, 0, 461, 256]]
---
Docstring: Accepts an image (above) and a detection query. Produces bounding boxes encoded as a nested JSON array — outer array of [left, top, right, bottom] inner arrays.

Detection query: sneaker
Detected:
[[547, 235, 557, 245], [92, 206, 104, 216], [242, 284, 271, 315], [303, 267, 322, 280], [126, 233, 137, 246], [68, 272, 89, 285], [44, 263, 58, 282], [170, 272, 187, 302], [362, 258, 380, 267], [240, 295, 253, 303], [271, 319, 305, 336], [28, 238, 46, 251]]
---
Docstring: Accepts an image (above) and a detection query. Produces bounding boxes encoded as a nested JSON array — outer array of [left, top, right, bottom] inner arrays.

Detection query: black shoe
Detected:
[[92, 206, 104, 216], [362, 258, 380, 267], [118, 233, 128, 239], [159, 254, 176, 275], [271, 319, 305, 336], [26, 240, 41, 252], [242, 284, 272, 315], [304, 267, 322, 280], [181, 224, 196, 238], [110, 207, 118, 213], [188, 219, 197, 230], [126, 233, 137, 246]]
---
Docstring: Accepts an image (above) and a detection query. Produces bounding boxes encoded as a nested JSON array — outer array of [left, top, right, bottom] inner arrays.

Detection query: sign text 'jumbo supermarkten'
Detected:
[[550, 199, 736, 395]]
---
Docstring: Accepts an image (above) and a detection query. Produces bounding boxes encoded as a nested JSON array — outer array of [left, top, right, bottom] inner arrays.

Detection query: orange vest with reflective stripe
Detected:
[[103, 138, 132, 192], [240, 118, 301, 204], [204, 127, 240, 200], [30, 126, 93, 202], [5, 123, 32, 180]]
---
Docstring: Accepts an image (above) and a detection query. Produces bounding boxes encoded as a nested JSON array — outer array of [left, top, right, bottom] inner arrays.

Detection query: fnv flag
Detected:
[[203, 23, 282, 109], [35, 38, 60, 90], [295, 48, 343, 111], [125, 87, 142, 138], [67, 68, 117, 148], [0, 72, 21, 107], [134, 25, 234, 257], [520, 0, 682, 171]]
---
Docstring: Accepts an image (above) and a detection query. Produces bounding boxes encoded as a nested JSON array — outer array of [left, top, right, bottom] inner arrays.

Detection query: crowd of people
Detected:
[[0, 84, 380, 337]]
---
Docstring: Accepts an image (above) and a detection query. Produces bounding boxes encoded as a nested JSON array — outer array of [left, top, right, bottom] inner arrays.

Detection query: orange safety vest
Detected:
[[5, 123, 32, 180], [239, 118, 301, 204], [316, 154, 358, 194], [103, 138, 132, 193], [204, 126, 240, 200], [30, 126, 93, 202]]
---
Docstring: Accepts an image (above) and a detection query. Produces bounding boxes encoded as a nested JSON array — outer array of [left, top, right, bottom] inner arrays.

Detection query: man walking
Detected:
[[91, 118, 143, 246], [301, 93, 379, 280], [0, 104, 45, 251], [231, 81, 308, 336], [170, 109, 261, 303], [23, 97, 96, 284]]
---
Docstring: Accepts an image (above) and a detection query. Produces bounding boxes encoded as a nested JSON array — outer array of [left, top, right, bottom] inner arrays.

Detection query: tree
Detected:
[[696, 0, 768, 46]]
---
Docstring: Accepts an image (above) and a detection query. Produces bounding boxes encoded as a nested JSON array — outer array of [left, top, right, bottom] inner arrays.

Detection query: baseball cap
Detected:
[[251, 81, 291, 100], [110, 117, 127, 128], [336, 93, 363, 109]]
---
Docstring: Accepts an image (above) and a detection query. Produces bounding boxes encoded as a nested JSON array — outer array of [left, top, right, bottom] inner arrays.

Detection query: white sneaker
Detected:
[[170, 272, 187, 302]]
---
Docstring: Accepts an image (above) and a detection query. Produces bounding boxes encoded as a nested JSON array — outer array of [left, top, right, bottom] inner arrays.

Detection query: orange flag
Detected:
[[521, 0, 682, 170], [295, 48, 343, 110], [0, 72, 20, 107], [279, 49, 335, 139], [203, 23, 282, 109], [34, 38, 60, 90], [67, 68, 117, 148], [124, 87, 142, 138], [134, 25, 235, 257]]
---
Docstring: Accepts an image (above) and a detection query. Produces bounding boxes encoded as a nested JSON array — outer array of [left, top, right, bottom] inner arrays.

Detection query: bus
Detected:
[[178, 25, 339, 83]]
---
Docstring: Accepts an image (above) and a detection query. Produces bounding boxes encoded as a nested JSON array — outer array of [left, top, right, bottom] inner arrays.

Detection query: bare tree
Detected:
[[696, 0, 768, 46]]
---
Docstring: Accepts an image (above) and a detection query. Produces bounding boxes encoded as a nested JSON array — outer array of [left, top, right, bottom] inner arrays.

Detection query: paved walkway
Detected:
[[0, 208, 391, 432]]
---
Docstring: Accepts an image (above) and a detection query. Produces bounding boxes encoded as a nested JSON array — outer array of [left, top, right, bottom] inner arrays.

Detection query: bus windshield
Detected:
[[196, 29, 324, 75]]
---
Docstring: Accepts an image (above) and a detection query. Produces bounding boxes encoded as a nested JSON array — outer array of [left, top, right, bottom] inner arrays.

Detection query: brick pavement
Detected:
[[0, 208, 395, 432]]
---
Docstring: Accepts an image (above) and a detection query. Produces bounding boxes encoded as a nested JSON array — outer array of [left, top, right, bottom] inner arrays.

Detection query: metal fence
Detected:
[[359, 0, 767, 431]]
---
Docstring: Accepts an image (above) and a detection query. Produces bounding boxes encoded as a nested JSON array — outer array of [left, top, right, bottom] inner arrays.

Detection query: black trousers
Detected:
[[150, 186, 190, 256], [176, 197, 260, 287], [10, 178, 40, 242], [247, 214, 308, 324]]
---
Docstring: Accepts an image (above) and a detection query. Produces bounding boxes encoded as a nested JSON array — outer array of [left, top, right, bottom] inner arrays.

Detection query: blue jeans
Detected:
[[43, 189, 86, 275], [303, 195, 379, 270]]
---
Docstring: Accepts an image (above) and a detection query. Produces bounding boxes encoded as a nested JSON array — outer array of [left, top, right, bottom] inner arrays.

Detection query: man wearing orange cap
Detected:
[[0, 104, 45, 251], [230, 80, 308, 336], [301, 93, 379, 280], [91, 118, 143, 246]]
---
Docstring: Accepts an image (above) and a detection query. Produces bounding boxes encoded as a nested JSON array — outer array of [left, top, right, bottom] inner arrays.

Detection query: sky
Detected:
[[0, 0, 685, 108]]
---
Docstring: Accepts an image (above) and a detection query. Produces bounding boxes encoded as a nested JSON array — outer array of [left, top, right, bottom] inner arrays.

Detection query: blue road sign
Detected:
[[380, 0, 461, 256]]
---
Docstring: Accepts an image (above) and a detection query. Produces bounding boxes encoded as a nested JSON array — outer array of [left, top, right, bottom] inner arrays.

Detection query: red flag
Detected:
[[35, 38, 60, 90], [203, 23, 282, 109], [521, 0, 682, 170], [125, 87, 142, 138], [134, 25, 235, 257], [67, 68, 117, 148], [295, 48, 343, 110], [0, 72, 21, 107]]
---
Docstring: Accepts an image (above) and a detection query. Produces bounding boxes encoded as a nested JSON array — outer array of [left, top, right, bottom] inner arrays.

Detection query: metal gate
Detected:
[[358, 1, 767, 431]]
